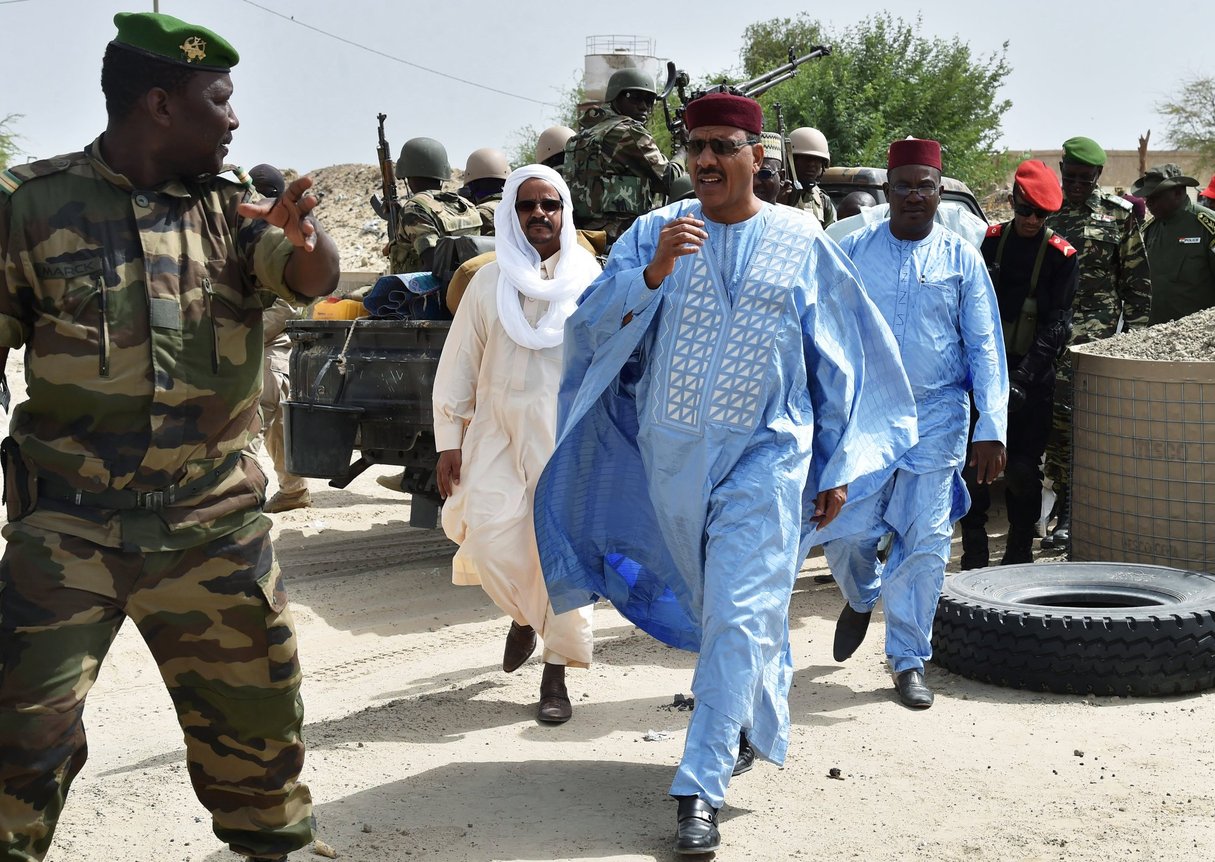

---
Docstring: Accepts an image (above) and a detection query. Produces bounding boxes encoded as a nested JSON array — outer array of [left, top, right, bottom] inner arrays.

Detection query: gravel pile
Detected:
[[1079, 306, 1215, 361], [303, 163, 402, 273]]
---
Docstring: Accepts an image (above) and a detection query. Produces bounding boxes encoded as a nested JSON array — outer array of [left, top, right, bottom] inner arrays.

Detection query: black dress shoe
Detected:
[[673, 795, 720, 855], [894, 668, 934, 709], [537, 662, 572, 723], [732, 732, 754, 777], [502, 621, 537, 673], [833, 604, 872, 662]]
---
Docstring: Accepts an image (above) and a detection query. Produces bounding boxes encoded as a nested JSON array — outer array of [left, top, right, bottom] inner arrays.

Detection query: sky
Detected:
[[2, 0, 1212, 175]]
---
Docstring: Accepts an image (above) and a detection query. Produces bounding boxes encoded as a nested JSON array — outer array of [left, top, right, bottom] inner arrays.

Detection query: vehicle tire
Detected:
[[932, 562, 1215, 696]]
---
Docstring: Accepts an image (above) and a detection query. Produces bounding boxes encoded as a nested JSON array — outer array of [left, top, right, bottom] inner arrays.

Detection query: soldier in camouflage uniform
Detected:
[[564, 67, 684, 246], [789, 127, 836, 227], [0, 13, 339, 862], [463, 147, 510, 236], [1041, 136, 1152, 552], [388, 137, 482, 273]]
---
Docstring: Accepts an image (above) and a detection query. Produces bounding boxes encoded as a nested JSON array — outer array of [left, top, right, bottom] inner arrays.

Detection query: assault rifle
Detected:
[[370, 113, 401, 242], [773, 101, 801, 205], [661, 45, 831, 154]]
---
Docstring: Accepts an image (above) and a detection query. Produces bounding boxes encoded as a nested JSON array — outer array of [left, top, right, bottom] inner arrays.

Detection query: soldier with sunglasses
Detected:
[[1040, 137, 1152, 553], [960, 160, 1078, 569]]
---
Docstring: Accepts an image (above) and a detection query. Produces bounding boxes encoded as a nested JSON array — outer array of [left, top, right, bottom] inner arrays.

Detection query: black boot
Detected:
[[1041, 485, 1069, 550], [960, 527, 989, 570], [1000, 525, 1035, 565]]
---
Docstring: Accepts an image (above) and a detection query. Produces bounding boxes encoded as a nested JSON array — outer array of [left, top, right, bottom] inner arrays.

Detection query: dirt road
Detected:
[[14, 458, 1208, 862]]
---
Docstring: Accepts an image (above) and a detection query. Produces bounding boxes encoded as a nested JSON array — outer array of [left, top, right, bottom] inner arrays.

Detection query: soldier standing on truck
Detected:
[[564, 67, 684, 246], [1040, 136, 1151, 553], [0, 12, 339, 861], [462, 147, 510, 236], [388, 136, 482, 274], [789, 126, 836, 227], [432, 164, 601, 724]]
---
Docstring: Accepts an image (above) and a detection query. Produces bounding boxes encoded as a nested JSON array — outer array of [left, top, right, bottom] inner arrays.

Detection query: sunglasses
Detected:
[[686, 137, 760, 156], [1012, 201, 1051, 219], [756, 168, 778, 181], [515, 198, 563, 214]]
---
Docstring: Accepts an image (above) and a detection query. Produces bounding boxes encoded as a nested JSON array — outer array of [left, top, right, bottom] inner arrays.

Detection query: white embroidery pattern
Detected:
[[662, 253, 724, 428]]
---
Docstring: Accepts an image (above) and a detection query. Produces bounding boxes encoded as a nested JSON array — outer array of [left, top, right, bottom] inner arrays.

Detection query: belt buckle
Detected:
[[136, 489, 166, 511]]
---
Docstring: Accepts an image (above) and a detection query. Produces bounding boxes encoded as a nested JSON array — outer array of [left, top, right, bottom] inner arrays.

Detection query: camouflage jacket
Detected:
[[1045, 190, 1151, 342], [476, 194, 501, 237], [389, 189, 482, 273], [0, 139, 300, 550], [564, 106, 683, 241], [1141, 201, 1215, 325]]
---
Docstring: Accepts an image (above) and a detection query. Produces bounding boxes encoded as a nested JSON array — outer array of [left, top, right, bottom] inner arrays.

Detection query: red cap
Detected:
[[1200, 174, 1215, 201], [887, 138, 942, 171], [684, 92, 763, 136], [1013, 159, 1064, 212]]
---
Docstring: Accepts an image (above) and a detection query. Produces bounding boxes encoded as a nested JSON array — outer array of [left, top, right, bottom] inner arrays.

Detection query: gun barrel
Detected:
[[737, 45, 831, 96]]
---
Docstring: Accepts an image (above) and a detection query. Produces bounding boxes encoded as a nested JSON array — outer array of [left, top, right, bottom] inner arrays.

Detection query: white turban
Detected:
[[493, 164, 601, 349]]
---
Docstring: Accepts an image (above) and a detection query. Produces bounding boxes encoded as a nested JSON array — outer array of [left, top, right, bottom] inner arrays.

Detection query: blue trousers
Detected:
[[823, 467, 962, 674]]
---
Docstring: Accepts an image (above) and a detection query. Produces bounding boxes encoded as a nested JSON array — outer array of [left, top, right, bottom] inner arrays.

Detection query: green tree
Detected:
[[738, 13, 1012, 191], [1158, 76, 1215, 171], [0, 113, 22, 170]]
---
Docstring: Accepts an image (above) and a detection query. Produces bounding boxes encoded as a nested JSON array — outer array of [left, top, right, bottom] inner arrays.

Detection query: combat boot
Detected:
[[960, 527, 989, 570], [1041, 485, 1069, 550], [1000, 525, 1035, 565]]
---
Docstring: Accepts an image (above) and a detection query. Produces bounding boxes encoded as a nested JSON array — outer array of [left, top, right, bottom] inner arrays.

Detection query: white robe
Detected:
[[434, 254, 595, 666]]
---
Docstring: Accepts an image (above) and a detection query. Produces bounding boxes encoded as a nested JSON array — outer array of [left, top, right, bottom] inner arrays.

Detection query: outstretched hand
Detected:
[[237, 175, 322, 252], [643, 216, 707, 289]]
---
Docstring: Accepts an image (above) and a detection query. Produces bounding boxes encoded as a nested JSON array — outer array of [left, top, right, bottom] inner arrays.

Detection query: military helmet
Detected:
[[790, 127, 831, 164], [397, 137, 451, 181], [667, 173, 695, 202], [464, 147, 510, 182], [605, 67, 657, 102], [536, 126, 576, 164]]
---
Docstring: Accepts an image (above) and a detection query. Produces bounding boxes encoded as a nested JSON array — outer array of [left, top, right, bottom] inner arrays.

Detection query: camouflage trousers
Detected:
[[0, 516, 312, 861], [1044, 351, 1075, 488], [253, 340, 308, 497]]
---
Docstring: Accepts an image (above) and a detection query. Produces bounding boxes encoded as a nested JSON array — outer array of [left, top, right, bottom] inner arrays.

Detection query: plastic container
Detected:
[[1071, 346, 1215, 573], [311, 297, 369, 321], [282, 401, 362, 478]]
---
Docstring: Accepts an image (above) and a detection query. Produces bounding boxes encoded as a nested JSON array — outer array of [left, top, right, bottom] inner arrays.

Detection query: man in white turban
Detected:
[[432, 164, 602, 722]]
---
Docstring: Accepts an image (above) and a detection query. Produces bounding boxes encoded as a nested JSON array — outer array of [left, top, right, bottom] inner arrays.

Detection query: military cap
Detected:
[[111, 12, 239, 71], [1061, 136, 1105, 166], [1013, 159, 1063, 212], [1131, 163, 1199, 198], [759, 132, 784, 163]]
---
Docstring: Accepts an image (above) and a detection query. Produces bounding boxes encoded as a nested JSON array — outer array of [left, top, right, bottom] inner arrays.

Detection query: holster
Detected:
[[1, 437, 36, 522]]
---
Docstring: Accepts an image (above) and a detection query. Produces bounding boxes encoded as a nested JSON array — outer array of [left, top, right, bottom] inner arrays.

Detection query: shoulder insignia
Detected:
[[1194, 207, 1215, 234], [1100, 193, 1132, 212], [1049, 233, 1077, 257], [0, 153, 79, 197], [985, 222, 1005, 239]]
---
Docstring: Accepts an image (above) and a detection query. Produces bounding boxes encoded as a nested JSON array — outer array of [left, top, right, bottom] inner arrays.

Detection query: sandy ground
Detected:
[[0, 447, 1200, 862]]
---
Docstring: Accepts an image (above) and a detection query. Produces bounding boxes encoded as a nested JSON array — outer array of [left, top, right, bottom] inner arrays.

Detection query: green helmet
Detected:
[[667, 173, 695, 202], [605, 67, 657, 102], [396, 137, 451, 181]]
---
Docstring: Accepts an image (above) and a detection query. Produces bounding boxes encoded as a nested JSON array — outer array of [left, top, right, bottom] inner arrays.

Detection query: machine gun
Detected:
[[370, 113, 401, 243], [773, 101, 801, 205], [661, 45, 831, 154]]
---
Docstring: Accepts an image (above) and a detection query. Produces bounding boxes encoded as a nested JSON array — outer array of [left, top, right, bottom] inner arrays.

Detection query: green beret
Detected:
[[111, 12, 239, 72], [1061, 136, 1106, 167]]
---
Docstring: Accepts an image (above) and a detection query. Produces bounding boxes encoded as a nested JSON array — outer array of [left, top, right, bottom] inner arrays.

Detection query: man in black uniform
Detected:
[[961, 160, 1078, 568]]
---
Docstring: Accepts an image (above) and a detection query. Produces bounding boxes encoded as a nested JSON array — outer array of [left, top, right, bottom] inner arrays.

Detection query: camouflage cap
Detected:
[[1131, 163, 1199, 198], [1061, 136, 1105, 166], [111, 11, 239, 71], [759, 132, 784, 163]]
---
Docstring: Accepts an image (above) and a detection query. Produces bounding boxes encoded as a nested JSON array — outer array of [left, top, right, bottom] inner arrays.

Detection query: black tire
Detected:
[[932, 562, 1215, 696]]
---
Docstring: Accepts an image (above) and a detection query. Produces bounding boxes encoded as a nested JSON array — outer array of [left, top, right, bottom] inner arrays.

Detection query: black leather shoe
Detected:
[[537, 662, 572, 723], [833, 604, 871, 662], [894, 668, 934, 709], [674, 795, 720, 855], [503, 621, 537, 673], [732, 732, 754, 777]]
